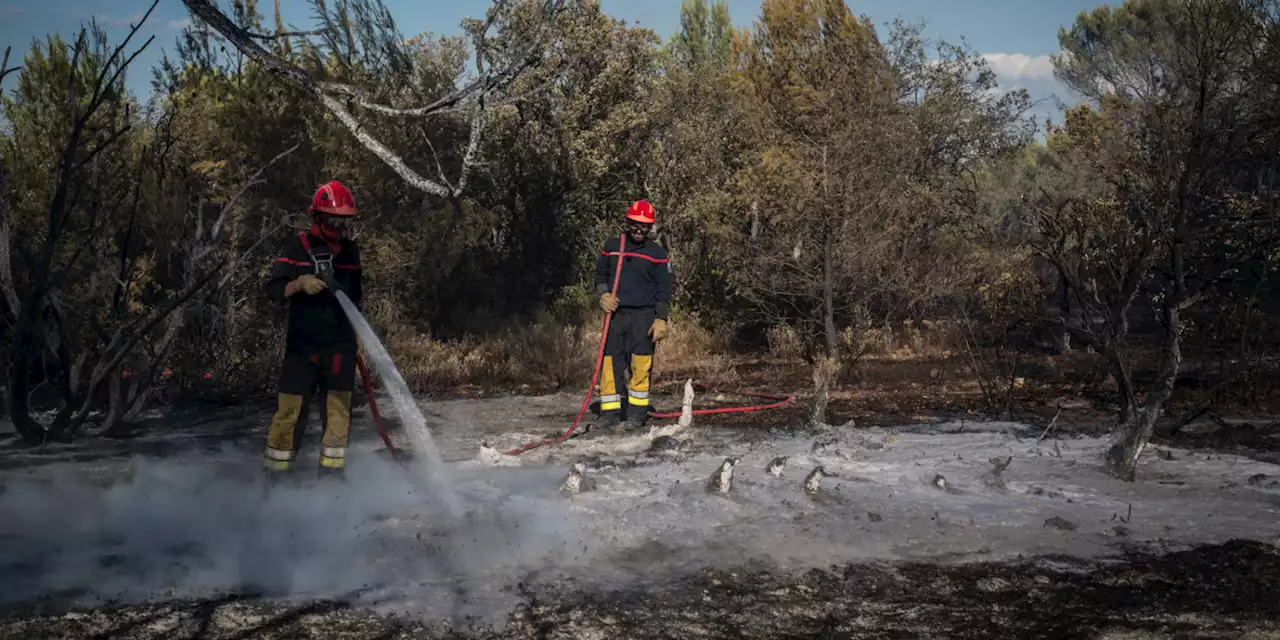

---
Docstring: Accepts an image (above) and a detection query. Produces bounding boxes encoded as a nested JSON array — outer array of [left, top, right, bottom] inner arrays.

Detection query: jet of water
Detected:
[[334, 290, 463, 518]]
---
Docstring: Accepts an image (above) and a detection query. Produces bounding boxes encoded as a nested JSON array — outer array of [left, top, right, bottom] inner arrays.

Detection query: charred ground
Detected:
[[3, 366, 1280, 639], [2, 538, 1278, 639]]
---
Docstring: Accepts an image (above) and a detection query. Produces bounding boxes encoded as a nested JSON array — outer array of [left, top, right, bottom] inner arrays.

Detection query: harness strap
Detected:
[[299, 231, 336, 256], [298, 232, 332, 279]]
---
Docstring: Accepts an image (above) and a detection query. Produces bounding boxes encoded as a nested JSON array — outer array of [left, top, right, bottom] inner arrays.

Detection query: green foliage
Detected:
[[717, 0, 1032, 358], [644, 0, 742, 326], [993, 0, 1280, 468], [666, 0, 733, 73]]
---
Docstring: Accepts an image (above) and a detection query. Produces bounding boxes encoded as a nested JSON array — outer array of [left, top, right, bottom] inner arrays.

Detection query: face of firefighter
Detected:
[[626, 220, 651, 244]]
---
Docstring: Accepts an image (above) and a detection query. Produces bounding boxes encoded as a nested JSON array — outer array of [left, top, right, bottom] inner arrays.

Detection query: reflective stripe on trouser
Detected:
[[320, 390, 351, 469], [599, 356, 622, 412], [265, 393, 305, 471], [627, 354, 652, 407], [265, 346, 356, 471], [602, 307, 657, 417]]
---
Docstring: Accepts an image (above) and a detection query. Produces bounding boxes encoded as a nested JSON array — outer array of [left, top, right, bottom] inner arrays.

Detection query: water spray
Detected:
[[334, 292, 462, 517], [304, 232, 461, 517]]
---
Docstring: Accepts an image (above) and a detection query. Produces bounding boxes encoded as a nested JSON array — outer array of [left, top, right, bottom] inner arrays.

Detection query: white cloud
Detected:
[[981, 52, 1056, 82], [167, 18, 192, 30], [100, 12, 145, 28]]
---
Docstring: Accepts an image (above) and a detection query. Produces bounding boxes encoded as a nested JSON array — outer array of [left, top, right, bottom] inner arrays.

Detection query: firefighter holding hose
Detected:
[[594, 200, 672, 433], [261, 180, 363, 477]]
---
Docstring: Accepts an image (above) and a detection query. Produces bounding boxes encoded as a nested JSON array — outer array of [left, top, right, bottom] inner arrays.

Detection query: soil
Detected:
[[3, 540, 1278, 638], [2, 356, 1280, 639]]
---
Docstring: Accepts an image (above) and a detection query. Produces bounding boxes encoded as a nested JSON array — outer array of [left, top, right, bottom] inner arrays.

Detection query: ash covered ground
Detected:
[[2, 391, 1280, 639]]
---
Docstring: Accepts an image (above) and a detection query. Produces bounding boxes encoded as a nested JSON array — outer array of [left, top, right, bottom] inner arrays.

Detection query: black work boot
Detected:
[[624, 411, 647, 432], [318, 464, 347, 481], [261, 467, 293, 498], [591, 411, 623, 436]]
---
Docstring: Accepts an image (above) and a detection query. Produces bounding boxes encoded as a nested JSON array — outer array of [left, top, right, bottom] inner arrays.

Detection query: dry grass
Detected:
[[380, 308, 731, 395], [764, 319, 966, 363], [650, 312, 742, 388], [385, 312, 594, 394], [207, 295, 1280, 427], [377, 306, 1280, 421]]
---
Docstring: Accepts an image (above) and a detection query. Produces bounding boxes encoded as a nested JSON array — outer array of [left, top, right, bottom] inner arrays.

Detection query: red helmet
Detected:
[[626, 199, 656, 224], [310, 180, 356, 216]]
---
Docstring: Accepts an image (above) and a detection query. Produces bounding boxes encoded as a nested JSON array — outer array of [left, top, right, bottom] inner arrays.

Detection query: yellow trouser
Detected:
[[264, 390, 352, 471], [599, 307, 657, 417], [264, 348, 355, 472]]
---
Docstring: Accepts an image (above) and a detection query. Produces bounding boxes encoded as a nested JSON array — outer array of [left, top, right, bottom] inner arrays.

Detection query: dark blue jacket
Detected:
[[594, 235, 672, 320]]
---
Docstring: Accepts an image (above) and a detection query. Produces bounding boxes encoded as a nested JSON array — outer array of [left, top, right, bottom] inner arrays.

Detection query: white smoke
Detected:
[[0, 448, 589, 622], [5, 413, 1279, 630]]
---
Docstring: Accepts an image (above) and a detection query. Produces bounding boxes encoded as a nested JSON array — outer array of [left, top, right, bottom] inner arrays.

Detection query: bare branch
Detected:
[[248, 29, 327, 40], [0, 156, 18, 322], [210, 143, 301, 241], [456, 49, 489, 196], [182, 0, 452, 195], [316, 91, 453, 197], [217, 218, 288, 289], [85, 0, 160, 117], [0, 46, 20, 86], [66, 144, 300, 434], [67, 29, 86, 121], [70, 253, 226, 431], [316, 51, 539, 118], [180, 0, 561, 199], [420, 135, 455, 194], [73, 118, 133, 174]]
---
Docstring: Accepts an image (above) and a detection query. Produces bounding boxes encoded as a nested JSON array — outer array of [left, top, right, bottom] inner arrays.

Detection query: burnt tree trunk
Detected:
[[1109, 349, 1138, 426], [1105, 295, 1180, 480], [7, 331, 44, 443], [0, 154, 43, 443], [808, 146, 838, 428], [809, 218, 838, 428], [1056, 268, 1071, 353], [1106, 165, 1193, 480]]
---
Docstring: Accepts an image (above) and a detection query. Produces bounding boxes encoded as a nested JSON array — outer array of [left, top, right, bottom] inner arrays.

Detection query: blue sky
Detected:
[[0, 0, 1101, 129]]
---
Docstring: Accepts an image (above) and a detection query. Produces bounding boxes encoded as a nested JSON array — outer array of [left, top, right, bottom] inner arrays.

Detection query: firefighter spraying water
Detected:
[[259, 181, 460, 515], [261, 181, 364, 476]]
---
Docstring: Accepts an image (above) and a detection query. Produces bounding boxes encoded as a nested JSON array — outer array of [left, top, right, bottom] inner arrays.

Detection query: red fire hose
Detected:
[[501, 233, 631, 456], [351, 235, 795, 459], [357, 354, 399, 462], [501, 236, 795, 456], [645, 383, 794, 418]]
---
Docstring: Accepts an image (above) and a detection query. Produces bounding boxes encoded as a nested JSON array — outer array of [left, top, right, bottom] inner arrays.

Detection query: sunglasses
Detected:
[[320, 214, 352, 229]]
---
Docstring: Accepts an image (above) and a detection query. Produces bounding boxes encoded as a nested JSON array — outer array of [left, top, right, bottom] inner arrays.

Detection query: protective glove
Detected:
[[648, 318, 668, 343], [292, 274, 328, 296], [600, 292, 619, 313]]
